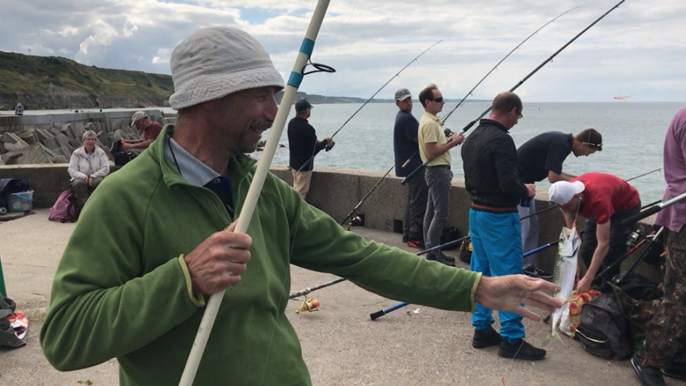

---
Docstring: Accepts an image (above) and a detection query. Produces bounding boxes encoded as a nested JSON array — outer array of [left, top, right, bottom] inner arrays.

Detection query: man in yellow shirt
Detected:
[[417, 84, 465, 266]]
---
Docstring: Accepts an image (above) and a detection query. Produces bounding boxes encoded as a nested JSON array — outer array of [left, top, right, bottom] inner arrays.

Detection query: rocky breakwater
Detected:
[[0, 117, 154, 166]]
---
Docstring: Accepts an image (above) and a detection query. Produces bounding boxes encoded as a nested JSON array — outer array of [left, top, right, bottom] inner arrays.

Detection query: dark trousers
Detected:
[[71, 177, 104, 206], [644, 225, 686, 367], [423, 166, 452, 250], [403, 169, 428, 240], [580, 201, 641, 280]]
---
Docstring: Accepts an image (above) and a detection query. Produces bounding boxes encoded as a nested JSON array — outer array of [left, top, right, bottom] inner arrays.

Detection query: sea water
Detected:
[[261, 101, 685, 203]]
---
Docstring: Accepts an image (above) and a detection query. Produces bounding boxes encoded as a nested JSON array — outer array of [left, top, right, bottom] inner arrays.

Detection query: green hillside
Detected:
[[0, 51, 409, 110], [0, 51, 174, 110]]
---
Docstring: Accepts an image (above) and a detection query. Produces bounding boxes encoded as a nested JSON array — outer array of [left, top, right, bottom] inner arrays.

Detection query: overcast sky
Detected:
[[3, 0, 686, 102]]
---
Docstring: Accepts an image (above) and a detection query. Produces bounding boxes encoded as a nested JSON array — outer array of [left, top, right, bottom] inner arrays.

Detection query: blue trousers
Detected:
[[469, 209, 525, 342]]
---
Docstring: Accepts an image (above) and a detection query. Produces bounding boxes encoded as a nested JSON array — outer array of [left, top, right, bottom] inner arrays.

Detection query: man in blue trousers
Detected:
[[461, 92, 545, 360]]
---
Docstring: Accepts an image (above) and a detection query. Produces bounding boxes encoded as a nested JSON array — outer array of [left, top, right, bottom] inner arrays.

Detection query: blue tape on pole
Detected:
[[288, 72, 304, 88], [287, 39, 314, 87], [300, 39, 315, 56]]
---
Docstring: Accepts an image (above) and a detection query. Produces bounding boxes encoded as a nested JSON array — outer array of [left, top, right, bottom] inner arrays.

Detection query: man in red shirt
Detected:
[[123, 111, 163, 151], [548, 172, 641, 293]]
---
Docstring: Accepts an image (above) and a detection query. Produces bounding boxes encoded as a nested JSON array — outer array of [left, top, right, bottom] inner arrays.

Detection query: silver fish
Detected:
[[544, 226, 579, 345]]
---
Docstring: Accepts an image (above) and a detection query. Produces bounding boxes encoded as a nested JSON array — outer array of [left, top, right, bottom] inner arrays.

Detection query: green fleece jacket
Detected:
[[40, 127, 481, 385]]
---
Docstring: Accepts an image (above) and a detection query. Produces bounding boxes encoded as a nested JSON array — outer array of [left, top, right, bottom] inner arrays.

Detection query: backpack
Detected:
[[0, 178, 31, 214], [576, 285, 633, 360], [0, 297, 27, 348], [459, 238, 472, 264], [440, 226, 460, 250], [110, 140, 132, 166], [48, 190, 82, 223]]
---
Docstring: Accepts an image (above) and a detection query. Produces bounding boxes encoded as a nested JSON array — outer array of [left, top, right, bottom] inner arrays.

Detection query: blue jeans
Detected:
[[469, 209, 525, 342], [423, 166, 452, 250]]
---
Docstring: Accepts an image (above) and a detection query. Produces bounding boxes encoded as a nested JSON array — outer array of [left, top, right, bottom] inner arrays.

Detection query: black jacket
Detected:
[[461, 119, 528, 212], [288, 117, 326, 171]]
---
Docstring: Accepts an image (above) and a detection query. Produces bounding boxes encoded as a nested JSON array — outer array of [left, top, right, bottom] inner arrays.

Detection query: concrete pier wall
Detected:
[[0, 163, 660, 279], [0, 109, 171, 135]]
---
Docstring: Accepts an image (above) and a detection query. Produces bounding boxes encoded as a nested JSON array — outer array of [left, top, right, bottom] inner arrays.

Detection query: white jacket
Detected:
[[68, 146, 110, 180]]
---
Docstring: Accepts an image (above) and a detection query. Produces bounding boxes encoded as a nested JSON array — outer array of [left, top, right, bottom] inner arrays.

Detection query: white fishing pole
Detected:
[[178, 1, 331, 384]]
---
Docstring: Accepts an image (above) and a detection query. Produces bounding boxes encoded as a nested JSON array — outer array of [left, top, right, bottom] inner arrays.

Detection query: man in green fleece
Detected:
[[40, 27, 563, 385]]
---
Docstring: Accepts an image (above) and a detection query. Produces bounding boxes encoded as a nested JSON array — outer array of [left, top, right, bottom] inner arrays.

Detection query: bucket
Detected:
[[8, 191, 33, 213]]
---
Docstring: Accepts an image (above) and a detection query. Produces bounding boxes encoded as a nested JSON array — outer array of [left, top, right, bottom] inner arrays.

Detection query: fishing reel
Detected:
[[626, 225, 645, 248], [444, 128, 452, 137], [325, 139, 335, 152]]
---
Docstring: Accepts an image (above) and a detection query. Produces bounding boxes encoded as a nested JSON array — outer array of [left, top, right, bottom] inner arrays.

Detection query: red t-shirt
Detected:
[[572, 172, 640, 224], [142, 121, 163, 141]]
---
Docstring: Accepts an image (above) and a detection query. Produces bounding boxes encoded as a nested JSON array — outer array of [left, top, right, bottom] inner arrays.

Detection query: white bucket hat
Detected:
[[168, 27, 285, 110], [548, 180, 585, 206]]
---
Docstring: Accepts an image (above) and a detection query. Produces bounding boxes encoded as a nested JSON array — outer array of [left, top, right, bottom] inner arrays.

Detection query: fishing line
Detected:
[[293, 0, 358, 173], [441, 6, 579, 125], [402, 0, 627, 185], [296, 39, 443, 172], [338, 10, 577, 225]]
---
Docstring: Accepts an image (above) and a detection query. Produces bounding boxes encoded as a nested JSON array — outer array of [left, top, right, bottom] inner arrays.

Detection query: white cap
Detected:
[[548, 180, 585, 205], [130, 111, 148, 127], [168, 27, 284, 110]]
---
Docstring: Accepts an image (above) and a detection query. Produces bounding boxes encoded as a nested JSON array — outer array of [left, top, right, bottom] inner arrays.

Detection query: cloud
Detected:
[[2, 0, 685, 101]]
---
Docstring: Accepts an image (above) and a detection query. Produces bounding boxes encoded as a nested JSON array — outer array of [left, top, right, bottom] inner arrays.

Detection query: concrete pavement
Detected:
[[0, 210, 655, 386]]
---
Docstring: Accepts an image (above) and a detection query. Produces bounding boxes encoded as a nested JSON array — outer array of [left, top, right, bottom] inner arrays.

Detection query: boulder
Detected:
[[0, 152, 21, 165], [57, 146, 73, 159], [17, 129, 37, 145], [68, 123, 85, 141], [60, 123, 72, 135], [97, 130, 112, 148], [2, 132, 30, 152], [45, 136, 61, 150], [14, 143, 57, 164], [55, 134, 73, 150], [35, 128, 54, 144]]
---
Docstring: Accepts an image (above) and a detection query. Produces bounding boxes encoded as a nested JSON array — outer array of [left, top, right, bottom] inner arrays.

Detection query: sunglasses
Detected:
[[432, 97, 444, 103]]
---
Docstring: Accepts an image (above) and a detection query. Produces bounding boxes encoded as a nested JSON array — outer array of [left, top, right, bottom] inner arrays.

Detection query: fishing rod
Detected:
[[373, 189, 662, 322], [340, 164, 395, 228], [401, 0, 627, 185], [441, 6, 578, 124], [592, 227, 664, 286], [337, 11, 579, 225], [297, 40, 443, 172], [289, 278, 347, 299], [293, 169, 660, 302], [520, 168, 663, 222], [622, 191, 686, 226], [370, 239, 561, 320], [178, 2, 331, 384]]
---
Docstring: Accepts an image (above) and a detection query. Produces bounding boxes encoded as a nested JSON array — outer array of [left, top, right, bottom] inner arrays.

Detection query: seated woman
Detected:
[[68, 130, 110, 206]]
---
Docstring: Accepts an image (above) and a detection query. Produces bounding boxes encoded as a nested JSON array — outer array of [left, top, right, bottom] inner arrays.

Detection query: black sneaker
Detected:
[[498, 339, 546, 361], [402, 233, 409, 243], [426, 252, 455, 267], [662, 362, 686, 380], [631, 352, 667, 386], [472, 327, 502, 349], [438, 252, 456, 263], [523, 266, 553, 280]]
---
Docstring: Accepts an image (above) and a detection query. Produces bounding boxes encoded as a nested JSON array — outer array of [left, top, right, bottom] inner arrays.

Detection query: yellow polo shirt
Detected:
[[418, 111, 451, 166]]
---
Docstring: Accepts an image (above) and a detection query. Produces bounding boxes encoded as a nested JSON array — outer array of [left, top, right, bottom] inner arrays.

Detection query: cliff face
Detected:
[[0, 51, 174, 110]]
